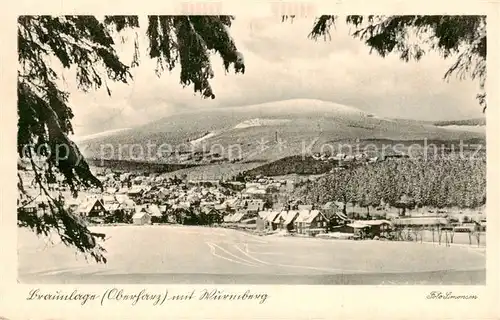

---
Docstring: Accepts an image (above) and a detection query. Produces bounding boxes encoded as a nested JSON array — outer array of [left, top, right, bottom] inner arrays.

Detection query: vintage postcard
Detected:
[[1, 0, 499, 319]]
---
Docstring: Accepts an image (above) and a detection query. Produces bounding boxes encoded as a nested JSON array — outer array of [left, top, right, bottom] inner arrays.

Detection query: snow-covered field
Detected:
[[189, 132, 217, 145], [72, 128, 132, 142], [18, 225, 485, 284], [233, 118, 291, 129], [440, 125, 486, 133]]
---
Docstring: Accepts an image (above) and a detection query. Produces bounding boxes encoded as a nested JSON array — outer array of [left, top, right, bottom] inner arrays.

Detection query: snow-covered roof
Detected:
[[265, 211, 281, 222], [102, 195, 116, 203], [245, 188, 266, 195], [132, 211, 150, 219], [295, 210, 311, 223], [347, 222, 370, 229], [322, 202, 337, 210], [105, 203, 121, 211], [231, 213, 245, 222], [106, 186, 117, 192], [128, 186, 144, 194], [258, 211, 270, 219], [147, 204, 162, 217], [305, 210, 324, 223], [121, 199, 136, 209], [359, 220, 392, 226], [77, 199, 102, 214], [284, 210, 299, 224], [114, 194, 129, 203]]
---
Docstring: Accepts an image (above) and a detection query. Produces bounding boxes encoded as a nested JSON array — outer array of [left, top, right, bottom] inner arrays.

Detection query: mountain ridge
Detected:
[[78, 99, 485, 164]]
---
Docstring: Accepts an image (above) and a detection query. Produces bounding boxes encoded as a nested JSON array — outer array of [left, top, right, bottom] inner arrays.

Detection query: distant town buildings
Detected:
[[17, 163, 486, 241]]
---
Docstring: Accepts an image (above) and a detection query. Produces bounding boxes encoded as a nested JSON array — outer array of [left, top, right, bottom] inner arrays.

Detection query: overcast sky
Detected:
[[66, 16, 484, 137]]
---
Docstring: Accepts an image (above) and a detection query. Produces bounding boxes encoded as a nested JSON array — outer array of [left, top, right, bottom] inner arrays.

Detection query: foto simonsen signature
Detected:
[[426, 291, 478, 300]]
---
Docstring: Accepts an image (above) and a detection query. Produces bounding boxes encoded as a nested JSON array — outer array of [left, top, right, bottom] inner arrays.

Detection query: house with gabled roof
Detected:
[[295, 210, 329, 236], [265, 211, 282, 230], [77, 198, 107, 218], [276, 210, 300, 231], [127, 186, 145, 198], [256, 211, 270, 231], [132, 210, 151, 225], [104, 202, 122, 214], [147, 204, 162, 218], [102, 194, 116, 205]]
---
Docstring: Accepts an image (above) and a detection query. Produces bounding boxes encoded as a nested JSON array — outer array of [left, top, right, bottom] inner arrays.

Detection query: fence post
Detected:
[[438, 225, 442, 245]]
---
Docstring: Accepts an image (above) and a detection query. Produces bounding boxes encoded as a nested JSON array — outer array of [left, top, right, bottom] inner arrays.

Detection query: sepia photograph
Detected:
[[16, 14, 487, 286]]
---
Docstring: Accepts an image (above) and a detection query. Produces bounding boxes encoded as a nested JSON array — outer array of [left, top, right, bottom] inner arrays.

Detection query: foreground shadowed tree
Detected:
[[17, 15, 244, 262], [17, 15, 485, 262]]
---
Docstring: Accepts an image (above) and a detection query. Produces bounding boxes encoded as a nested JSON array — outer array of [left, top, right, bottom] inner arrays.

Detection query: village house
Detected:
[[224, 212, 242, 224], [224, 210, 256, 224], [256, 211, 269, 231], [127, 185, 145, 199], [294, 210, 329, 236], [266, 211, 281, 230], [337, 220, 392, 238], [244, 199, 266, 215], [77, 198, 107, 219], [19, 202, 37, 216], [276, 210, 300, 231], [102, 194, 116, 205], [115, 195, 136, 212], [321, 202, 350, 229], [132, 207, 152, 225], [18, 194, 52, 218], [243, 186, 267, 197], [141, 204, 162, 221], [104, 202, 122, 215]]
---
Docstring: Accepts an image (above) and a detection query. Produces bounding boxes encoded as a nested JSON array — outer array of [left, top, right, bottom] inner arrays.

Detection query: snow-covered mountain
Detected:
[[79, 99, 485, 162]]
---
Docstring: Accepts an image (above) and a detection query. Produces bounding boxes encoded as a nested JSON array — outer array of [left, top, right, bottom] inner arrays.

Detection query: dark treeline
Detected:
[[151, 207, 224, 226], [89, 159, 198, 174], [245, 155, 337, 177], [93, 207, 224, 226], [434, 118, 486, 126], [293, 157, 486, 209]]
